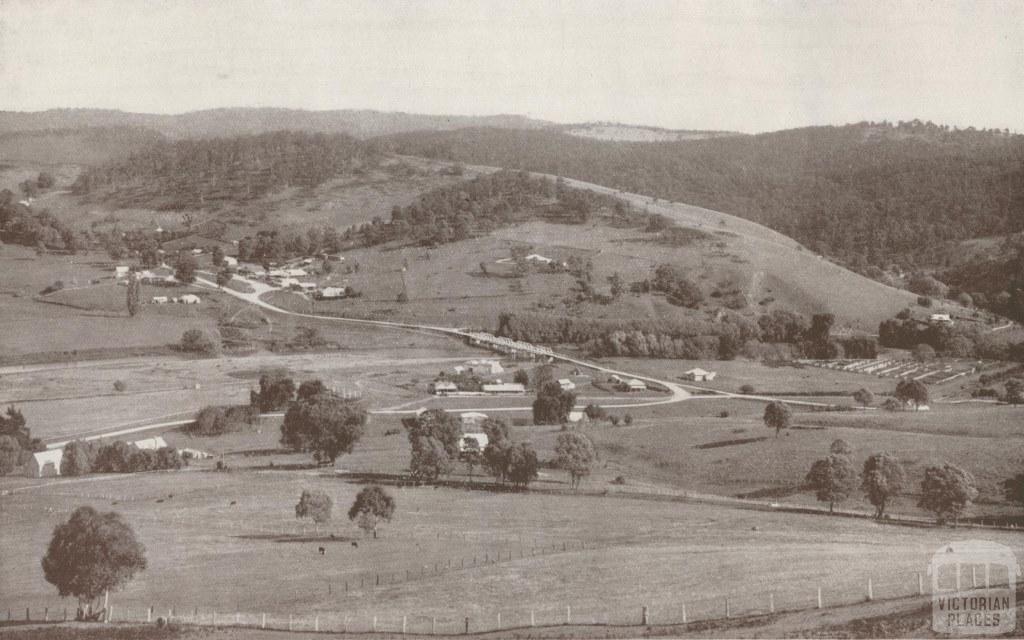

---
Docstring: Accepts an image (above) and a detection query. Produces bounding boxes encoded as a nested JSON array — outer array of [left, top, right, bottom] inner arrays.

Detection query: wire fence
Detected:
[[6, 568, 1014, 635]]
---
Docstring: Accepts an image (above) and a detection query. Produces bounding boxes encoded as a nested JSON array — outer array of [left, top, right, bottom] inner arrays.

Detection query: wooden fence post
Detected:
[[432, 617, 436, 634], [148, 606, 152, 623], [642, 605, 648, 625], [236, 612, 240, 625], [373, 615, 377, 632], [497, 612, 501, 628], [972, 566, 977, 588], [44, 608, 48, 622], [566, 605, 571, 624], [288, 614, 292, 631], [25, 608, 29, 622], [402, 615, 406, 634], [464, 617, 469, 634], [725, 597, 730, 618], [315, 615, 319, 632], [769, 593, 775, 613], [817, 586, 823, 609], [918, 572, 924, 595], [530, 610, 535, 627], [867, 577, 873, 601], [681, 603, 687, 624], [262, 613, 266, 629], [108, 605, 113, 622]]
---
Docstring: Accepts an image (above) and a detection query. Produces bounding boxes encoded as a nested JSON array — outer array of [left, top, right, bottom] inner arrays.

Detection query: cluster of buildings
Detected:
[[25, 436, 211, 478], [607, 374, 648, 392]]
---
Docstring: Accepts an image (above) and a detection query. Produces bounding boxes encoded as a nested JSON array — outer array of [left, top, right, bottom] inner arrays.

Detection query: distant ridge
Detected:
[[0, 108, 555, 139], [562, 121, 743, 142]]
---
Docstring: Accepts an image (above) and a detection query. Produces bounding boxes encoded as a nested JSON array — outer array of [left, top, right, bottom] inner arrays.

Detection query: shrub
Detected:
[[609, 415, 621, 426], [189, 405, 256, 436], [179, 329, 219, 355], [113, 380, 127, 392], [623, 413, 633, 425], [739, 384, 755, 394], [583, 403, 607, 421], [611, 475, 626, 485], [719, 410, 730, 418]]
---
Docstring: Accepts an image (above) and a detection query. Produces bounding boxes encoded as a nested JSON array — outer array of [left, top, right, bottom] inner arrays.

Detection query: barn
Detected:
[[683, 368, 717, 382], [133, 436, 169, 450], [26, 449, 64, 477]]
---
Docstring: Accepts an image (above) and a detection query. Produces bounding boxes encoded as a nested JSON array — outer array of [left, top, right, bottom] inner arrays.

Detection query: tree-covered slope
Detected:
[[381, 121, 1024, 270]]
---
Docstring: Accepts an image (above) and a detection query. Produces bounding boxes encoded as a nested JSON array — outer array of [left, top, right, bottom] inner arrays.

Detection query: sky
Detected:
[[1, 0, 1022, 133]]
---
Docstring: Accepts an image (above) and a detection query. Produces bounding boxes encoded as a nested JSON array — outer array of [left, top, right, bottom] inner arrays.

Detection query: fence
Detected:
[[7, 568, 1014, 635]]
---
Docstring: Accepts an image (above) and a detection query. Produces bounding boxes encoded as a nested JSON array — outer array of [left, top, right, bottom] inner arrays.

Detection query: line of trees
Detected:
[[60, 439, 185, 476], [805, 441, 984, 525], [496, 310, 876, 361], [0, 406, 43, 475]]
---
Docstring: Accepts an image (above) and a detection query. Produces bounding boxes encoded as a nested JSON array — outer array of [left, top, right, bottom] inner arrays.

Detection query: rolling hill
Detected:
[[0, 108, 554, 140], [380, 121, 1024, 272]]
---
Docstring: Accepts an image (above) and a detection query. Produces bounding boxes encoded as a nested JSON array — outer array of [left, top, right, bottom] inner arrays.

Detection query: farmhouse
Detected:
[[558, 378, 576, 391], [458, 433, 489, 455], [929, 313, 954, 325], [624, 379, 647, 392], [429, 381, 458, 395], [683, 368, 717, 382], [133, 436, 169, 450], [525, 253, 554, 264], [318, 287, 346, 299], [567, 410, 586, 423], [178, 294, 201, 304], [296, 282, 318, 291], [482, 382, 526, 395], [26, 449, 64, 477], [115, 265, 130, 278], [151, 296, 169, 304], [222, 256, 238, 267]]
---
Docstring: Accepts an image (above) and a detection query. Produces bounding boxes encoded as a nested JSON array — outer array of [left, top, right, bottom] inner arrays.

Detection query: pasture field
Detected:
[[3, 468, 1022, 627], [587, 400, 1024, 517]]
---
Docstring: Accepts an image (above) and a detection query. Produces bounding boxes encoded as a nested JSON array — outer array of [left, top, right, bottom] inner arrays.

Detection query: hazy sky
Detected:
[[1, 0, 1022, 133]]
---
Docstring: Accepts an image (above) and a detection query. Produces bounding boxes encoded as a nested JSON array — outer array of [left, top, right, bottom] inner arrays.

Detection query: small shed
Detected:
[[683, 368, 717, 382], [179, 294, 201, 304], [429, 381, 459, 396], [558, 378, 576, 391], [482, 382, 526, 395], [223, 256, 238, 267], [115, 266, 130, 278], [625, 379, 647, 392], [27, 449, 64, 477]]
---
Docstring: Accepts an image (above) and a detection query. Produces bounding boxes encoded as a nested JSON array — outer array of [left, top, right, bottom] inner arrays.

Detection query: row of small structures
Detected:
[[797, 358, 978, 385]]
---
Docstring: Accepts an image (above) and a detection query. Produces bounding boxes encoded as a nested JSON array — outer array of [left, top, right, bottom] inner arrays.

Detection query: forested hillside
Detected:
[[0, 127, 164, 166], [381, 121, 1024, 270], [71, 131, 380, 210]]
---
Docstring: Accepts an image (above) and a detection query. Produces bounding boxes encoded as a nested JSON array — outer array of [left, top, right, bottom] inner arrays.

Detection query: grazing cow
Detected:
[[351, 541, 358, 548], [318, 547, 325, 555], [230, 500, 237, 506]]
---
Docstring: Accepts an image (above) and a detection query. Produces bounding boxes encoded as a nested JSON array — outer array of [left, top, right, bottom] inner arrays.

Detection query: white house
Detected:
[[115, 266, 130, 278], [459, 412, 488, 426], [558, 378, 576, 391], [482, 382, 526, 395], [319, 287, 346, 299], [26, 449, 64, 477], [567, 410, 586, 423], [525, 254, 554, 264], [151, 296, 169, 304], [179, 294, 201, 304], [222, 256, 238, 267], [459, 433, 489, 454], [453, 365, 467, 374], [929, 314, 954, 325], [132, 436, 169, 450], [191, 248, 203, 255], [429, 380, 459, 395], [683, 368, 717, 382], [624, 379, 647, 392]]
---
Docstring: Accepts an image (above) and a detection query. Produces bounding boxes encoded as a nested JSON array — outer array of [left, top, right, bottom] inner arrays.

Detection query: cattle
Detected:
[[318, 547, 325, 555], [351, 541, 358, 548]]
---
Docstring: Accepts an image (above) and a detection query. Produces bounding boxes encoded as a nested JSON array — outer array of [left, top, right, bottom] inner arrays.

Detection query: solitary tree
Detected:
[[215, 268, 232, 288], [806, 454, 858, 513], [61, 440, 99, 476], [174, 254, 198, 284], [402, 409, 461, 482], [481, 418, 513, 483], [829, 439, 853, 456], [126, 274, 140, 317], [0, 435, 21, 475], [506, 442, 539, 490], [895, 378, 929, 410], [554, 432, 597, 490], [513, 369, 530, 387], [253, 369, 295, 412], [211, 246, 224, 268], [861, 453, 906, 518], [348, 485, 395, 538], [1004, 379, 1023, 405], [41, 506, 146, 616], [179, 329, 218, 355], [280, 393, 367, 464], [763, 401, 792, 437], [1003, 472, 1024, 505], [919, 463, 978, 525], [295, 489, 333, 532], [852, 388, 874, 407], [533, 381, 576, 425]]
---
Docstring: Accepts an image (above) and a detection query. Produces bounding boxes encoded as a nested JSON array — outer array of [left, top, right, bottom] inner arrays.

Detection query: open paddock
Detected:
[[3, 469, 1021, 626]]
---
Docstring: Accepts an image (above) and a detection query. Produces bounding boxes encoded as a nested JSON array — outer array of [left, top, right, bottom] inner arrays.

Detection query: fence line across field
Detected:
[[8, 569, 1013, 635]]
